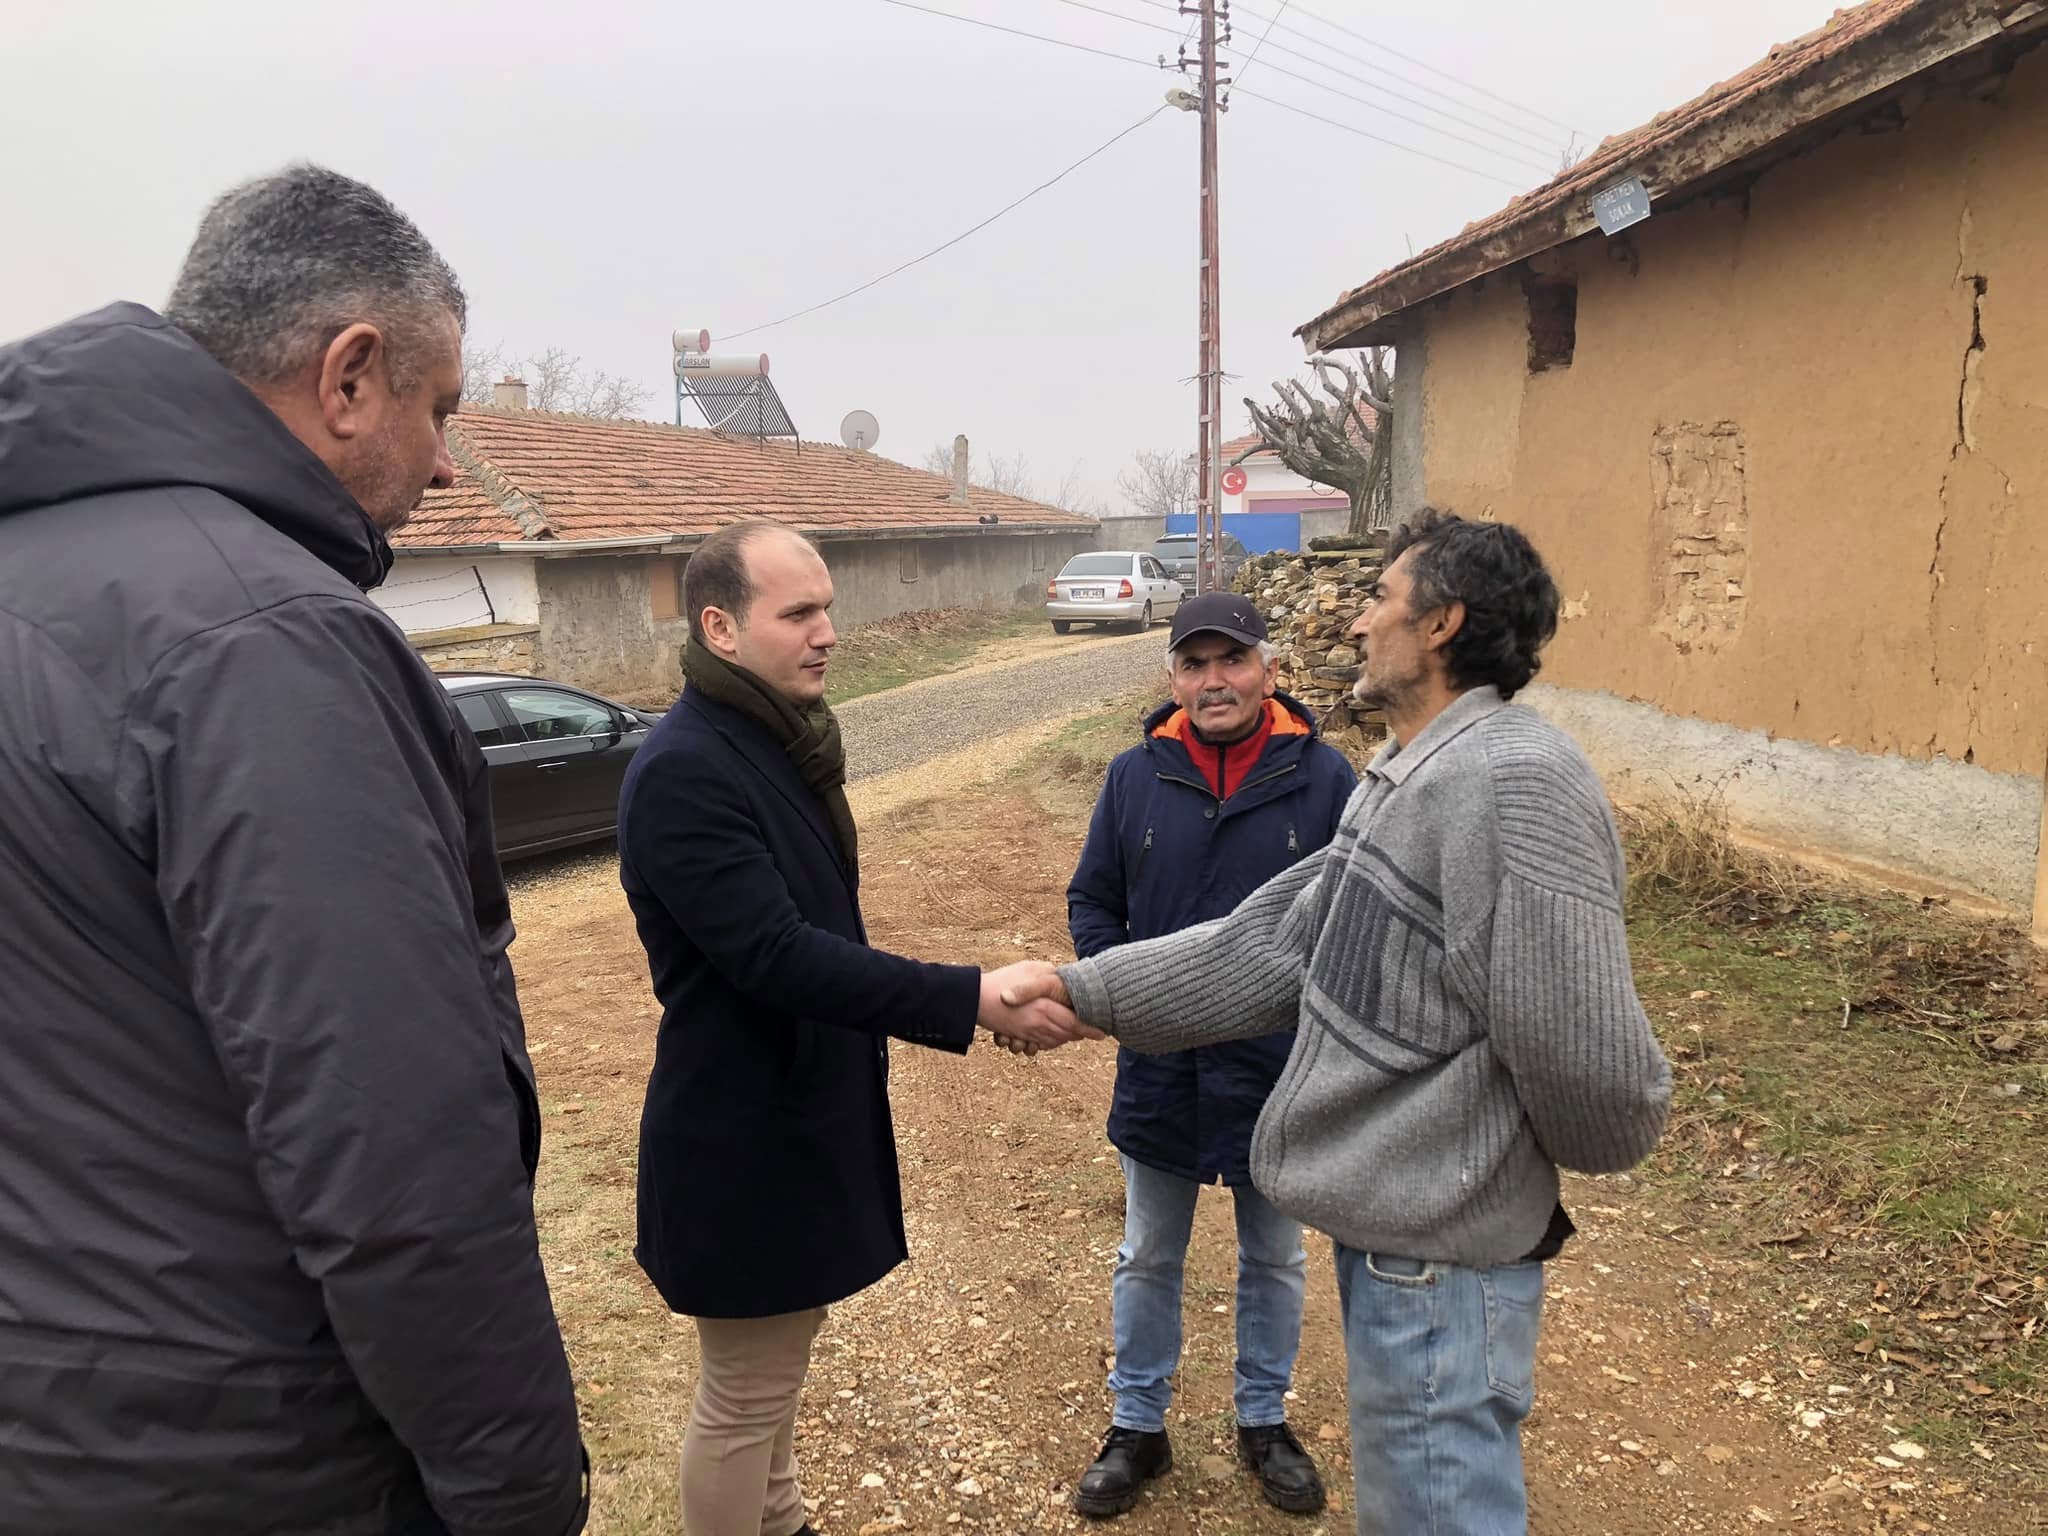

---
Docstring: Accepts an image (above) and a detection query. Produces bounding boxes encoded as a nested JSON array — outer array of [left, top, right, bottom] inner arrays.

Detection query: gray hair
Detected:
[[1162, 637, 1278, 676], [164, 164, 465, 392]]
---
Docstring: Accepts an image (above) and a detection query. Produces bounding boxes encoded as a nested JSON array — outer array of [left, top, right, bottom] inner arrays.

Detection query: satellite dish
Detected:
[[840, 409, 881, 452]]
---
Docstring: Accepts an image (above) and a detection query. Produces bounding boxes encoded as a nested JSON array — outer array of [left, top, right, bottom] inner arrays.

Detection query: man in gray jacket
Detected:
[[1010, 510, 1671, 1534], [0, 167, 586, 1534]]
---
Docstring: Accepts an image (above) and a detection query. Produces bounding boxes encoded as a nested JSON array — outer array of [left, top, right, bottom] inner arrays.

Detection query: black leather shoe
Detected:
[[1237, 1421, 1327, 1514], [1073, 1426, 1173, 1518]]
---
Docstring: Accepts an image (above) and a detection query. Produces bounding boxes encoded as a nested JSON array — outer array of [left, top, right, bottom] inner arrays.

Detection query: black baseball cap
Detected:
[[1168, 591, 1268, 650]]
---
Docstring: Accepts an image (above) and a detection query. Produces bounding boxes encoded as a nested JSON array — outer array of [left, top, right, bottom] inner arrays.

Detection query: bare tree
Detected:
[[1115, 448, 1198, 521], [978, 450, 1035, 499], [1241, 349, 1393, 538], [462, 341, 651, 419], [523, 346, 580, 413], [919, 442, 1041, 501], [577, 370, 651, 419], [461, 341, 511, 406]]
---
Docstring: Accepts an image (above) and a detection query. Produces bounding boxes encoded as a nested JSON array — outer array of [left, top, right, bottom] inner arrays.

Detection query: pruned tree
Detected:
[[1241, 348, 1393, 537], [461, 340, 651, 420], [1115, 447, 1198, 522]]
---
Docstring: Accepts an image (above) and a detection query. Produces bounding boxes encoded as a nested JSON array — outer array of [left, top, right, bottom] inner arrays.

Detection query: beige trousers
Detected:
[[681, 1307, 827, 1536]]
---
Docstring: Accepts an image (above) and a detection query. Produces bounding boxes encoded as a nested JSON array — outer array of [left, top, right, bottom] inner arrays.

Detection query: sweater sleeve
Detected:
[[1059, 843, 1328, 1052], [1480, 751, 1672, 1174]]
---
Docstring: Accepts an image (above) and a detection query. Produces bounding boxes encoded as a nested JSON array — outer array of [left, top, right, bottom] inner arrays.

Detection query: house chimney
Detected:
[[950, 434, 970, 506], [492, 375, 529, 411]]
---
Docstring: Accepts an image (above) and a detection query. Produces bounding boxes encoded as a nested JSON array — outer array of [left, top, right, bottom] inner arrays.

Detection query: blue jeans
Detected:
[[1108, 1154, 1308, 1432], [1333, 1244, 1544, 1536]]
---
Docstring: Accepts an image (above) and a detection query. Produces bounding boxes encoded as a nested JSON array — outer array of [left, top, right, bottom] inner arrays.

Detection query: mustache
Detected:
[[1195, 689, 1242, 707]]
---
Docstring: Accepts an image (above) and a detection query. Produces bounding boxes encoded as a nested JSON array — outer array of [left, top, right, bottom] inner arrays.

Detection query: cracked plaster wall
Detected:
[[1407, 46, 2048, 909]]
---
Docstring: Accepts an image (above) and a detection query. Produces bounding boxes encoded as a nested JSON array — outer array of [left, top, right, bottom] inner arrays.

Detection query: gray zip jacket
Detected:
[[0, 305, 584, 1534], [1061, 687, 1672, 1266]]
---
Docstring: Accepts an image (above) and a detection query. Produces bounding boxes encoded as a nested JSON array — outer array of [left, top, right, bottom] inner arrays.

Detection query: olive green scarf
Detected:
[[683, 638, 857, 881]]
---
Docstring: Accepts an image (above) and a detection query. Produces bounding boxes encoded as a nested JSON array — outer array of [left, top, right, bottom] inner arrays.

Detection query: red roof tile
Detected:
[[1298, 0, 2016, 349], [395, 408, 1097, 550]]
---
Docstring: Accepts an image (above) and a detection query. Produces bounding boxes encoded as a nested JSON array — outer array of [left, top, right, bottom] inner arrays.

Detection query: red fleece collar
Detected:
[[1152, 696, 1309, 746]]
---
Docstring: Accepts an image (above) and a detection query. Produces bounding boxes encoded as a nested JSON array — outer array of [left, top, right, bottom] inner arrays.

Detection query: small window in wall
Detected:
[[1032, 539, 1048, 572], [1525, 275, 1578, 373], [899, 543, 920, 583], [648, 555, 683, 622]]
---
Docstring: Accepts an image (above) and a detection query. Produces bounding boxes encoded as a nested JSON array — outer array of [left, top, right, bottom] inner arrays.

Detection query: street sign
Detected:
[[1591, 176, 1652, 235]]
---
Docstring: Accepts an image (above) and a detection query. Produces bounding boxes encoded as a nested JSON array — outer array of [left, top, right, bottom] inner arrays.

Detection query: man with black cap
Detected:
[[1065, 591, 1357, 1519]]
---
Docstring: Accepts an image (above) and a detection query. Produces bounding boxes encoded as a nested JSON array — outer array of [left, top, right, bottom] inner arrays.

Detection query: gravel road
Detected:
[[838, 629, 1161, 783]]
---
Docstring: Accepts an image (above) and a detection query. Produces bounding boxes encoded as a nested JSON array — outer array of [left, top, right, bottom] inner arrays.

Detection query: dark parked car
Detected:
[[439, 673, 661, 858], [1151, 532, 1250, 590]]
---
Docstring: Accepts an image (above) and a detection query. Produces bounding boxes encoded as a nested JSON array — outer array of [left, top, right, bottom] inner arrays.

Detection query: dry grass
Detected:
[[1612, 781, 2048, 1460], [825, 605, 1045, 704]]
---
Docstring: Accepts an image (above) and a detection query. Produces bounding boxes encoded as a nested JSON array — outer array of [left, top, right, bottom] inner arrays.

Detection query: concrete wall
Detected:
[[528, 530, 1093, 703], [1300, 506, 1352, 544], [821, 531, 1095, 630], [376, 555, 539, 632], [1097, 514, 1165, 551], [1397, 47, 2048, 911]]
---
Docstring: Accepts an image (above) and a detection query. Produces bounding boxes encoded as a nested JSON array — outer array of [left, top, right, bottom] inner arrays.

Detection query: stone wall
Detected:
[[1235, 546, 1383, 755], [410, 622, 540, 675]]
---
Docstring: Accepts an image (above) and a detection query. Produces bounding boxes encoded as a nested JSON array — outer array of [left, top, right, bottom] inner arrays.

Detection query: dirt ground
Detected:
[[509, 712, 2046, 1536]]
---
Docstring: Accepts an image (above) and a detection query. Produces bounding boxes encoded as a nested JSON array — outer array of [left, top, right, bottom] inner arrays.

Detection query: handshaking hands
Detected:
[[976, 962, 1097, 1056]]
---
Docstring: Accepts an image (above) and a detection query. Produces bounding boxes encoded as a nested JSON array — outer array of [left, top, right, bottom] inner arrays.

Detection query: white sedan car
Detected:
[[1045, 551, 1185, 634]]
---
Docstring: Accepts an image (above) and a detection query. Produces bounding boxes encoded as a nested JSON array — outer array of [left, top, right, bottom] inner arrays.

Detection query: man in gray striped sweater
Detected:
[[1011, 510, 1672, 1535]]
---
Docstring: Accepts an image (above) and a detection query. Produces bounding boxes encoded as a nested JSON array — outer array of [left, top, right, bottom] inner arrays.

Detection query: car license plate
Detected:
[[1073, 587, 1104, 599]]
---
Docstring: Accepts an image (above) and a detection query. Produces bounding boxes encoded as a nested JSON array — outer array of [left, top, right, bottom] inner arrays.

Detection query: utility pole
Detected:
[[1175, 1, 1228, 593]]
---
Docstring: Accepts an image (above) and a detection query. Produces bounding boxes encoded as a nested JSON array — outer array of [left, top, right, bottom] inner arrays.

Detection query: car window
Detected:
[[452, 692, 514, 749], [1059, 553, 1138, 577], [1150, 539, 1192, 561], [499, 687, 617, 743]]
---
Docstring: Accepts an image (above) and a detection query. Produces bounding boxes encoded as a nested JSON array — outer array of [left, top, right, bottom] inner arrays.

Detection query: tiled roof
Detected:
[[395, 408, 1097, 549], [1298, 0, 2019, 349]]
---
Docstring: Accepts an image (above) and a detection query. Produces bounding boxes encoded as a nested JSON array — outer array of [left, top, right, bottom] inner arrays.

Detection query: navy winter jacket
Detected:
[[622, 689, 980, 1320], [1068, 692, 1356, 1185]]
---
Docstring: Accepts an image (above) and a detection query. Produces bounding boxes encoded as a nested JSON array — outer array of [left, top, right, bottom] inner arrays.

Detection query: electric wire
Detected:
[[714, 106, 1171, 343]]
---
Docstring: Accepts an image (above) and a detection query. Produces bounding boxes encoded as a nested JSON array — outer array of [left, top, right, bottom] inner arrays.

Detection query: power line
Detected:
[[1038, 0, 1182, 39], [876, 0, 1156, 67], [1226, 28, 1562, 162], [875, 0, 1535, 191], [1236, 52, 1557, 174], [1230, 85, 1530, 189], [1236, 0, 1587, 139], [1128, 0, 1574, 152], [1232, 0, 1291, 87], [715, 107, 1170, 343]]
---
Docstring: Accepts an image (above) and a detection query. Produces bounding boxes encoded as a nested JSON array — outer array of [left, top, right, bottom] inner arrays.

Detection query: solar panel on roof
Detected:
[[676, 373, 798, 440]]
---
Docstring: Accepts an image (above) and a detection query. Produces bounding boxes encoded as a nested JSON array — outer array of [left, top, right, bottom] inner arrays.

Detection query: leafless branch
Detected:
[[1115, 448, 1199, 521], [1242, 347, 1395, 536]]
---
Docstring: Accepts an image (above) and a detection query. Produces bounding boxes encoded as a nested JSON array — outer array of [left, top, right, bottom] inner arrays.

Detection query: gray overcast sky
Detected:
[[5, 0, 1838, 510]]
